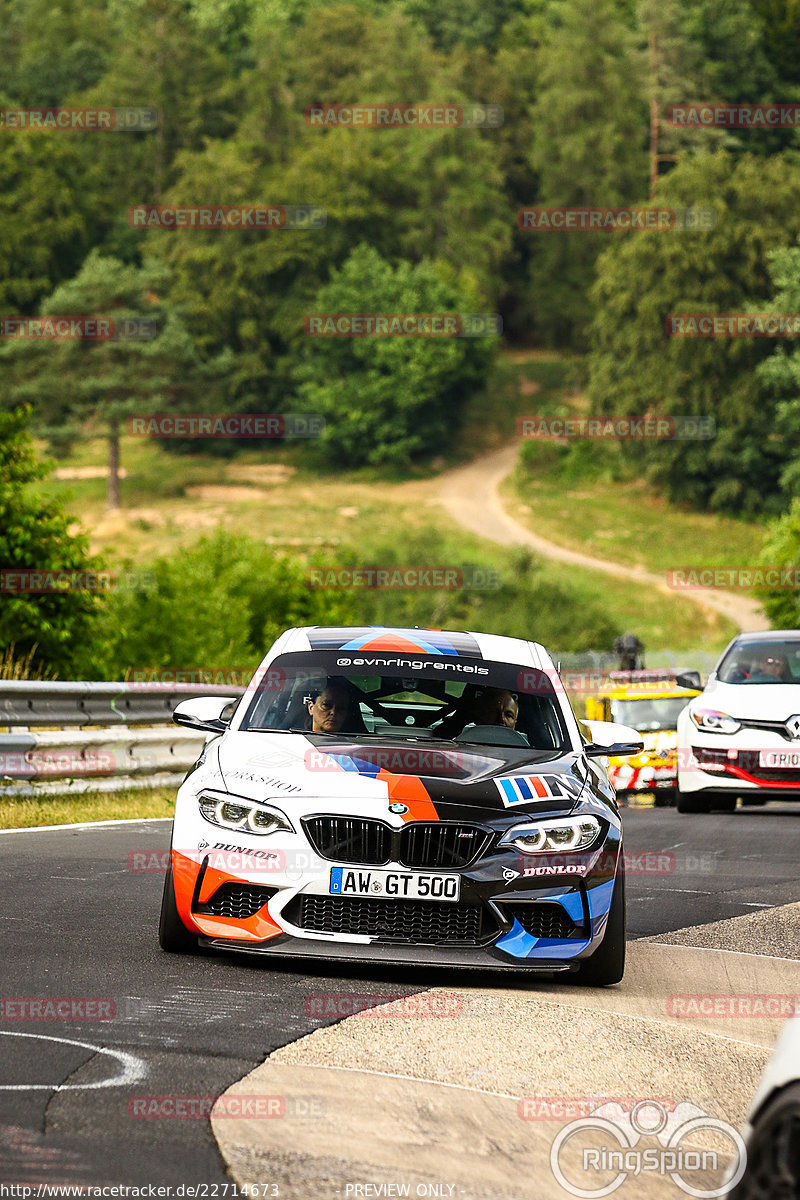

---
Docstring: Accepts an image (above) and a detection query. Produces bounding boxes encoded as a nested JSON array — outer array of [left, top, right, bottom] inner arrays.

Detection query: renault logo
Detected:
[[785, 715, 800, 739]]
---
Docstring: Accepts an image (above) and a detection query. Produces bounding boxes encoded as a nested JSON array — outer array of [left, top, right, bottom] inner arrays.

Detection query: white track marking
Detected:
[[0, 817, 172, 836], [0, 1031, 147, 1090]]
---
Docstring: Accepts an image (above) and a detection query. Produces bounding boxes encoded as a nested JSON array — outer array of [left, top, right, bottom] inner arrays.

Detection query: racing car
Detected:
[[585, 679, 700, 807], [159, 626, 642, 983]]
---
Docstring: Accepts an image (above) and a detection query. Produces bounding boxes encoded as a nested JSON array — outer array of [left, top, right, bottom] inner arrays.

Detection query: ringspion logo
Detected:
[[549, 1099, 745, 1197]]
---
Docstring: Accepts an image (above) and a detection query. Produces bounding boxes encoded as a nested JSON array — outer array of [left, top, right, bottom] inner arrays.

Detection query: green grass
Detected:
[[499, 361, 765, 577], [0, 787, 176, 829], [506, 453, 765, 577], [27, 350, 750, 657]]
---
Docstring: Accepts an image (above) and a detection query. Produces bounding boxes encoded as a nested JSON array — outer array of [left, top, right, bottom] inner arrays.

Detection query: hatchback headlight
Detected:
[[499, 816, 601, 855], [198, 791, 294, 836], [690, 709, 741, 735]]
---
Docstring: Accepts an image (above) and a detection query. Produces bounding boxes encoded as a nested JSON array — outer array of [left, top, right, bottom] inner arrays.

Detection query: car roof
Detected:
[[732, 631, 800, 643], [277, 625, 552, 667]]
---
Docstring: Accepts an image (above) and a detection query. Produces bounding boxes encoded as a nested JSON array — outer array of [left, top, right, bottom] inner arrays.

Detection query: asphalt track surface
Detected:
[[1, 803, 799, 1188]]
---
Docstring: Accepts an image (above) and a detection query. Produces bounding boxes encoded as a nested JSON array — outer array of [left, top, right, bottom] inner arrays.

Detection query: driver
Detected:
[[306, 684, 351, 733], [433, 686, 520, 739], [747, 650, 789, 682], [470, 688, 519, 729]]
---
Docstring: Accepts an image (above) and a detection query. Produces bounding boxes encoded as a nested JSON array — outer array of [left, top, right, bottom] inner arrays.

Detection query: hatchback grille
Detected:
[[286, 895, 494, 945], [199, 883, 275, 920], [303, 817, 490, 869], [501, 902, 583, 939], [692, 747, 800, 784]]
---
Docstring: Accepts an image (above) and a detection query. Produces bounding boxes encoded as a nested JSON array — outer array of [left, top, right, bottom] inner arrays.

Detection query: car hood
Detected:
[[209, 730, 589, 818], [700, 679, 800, 720]]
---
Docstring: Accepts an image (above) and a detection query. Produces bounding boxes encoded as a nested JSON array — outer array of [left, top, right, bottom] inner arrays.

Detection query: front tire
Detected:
[[159, 865, 198, 953], [727, 1081, 800, 1199], [576, 869, 625, 986]]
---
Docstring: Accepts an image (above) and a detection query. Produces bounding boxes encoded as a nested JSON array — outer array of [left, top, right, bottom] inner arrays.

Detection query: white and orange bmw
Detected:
[[159, 626, 642, 982]]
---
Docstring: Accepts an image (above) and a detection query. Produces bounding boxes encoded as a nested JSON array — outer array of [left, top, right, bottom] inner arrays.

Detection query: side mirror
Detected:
[[582, 719, 644, 758], [675, 671, 702, 691], [172, 696, 238, 733]]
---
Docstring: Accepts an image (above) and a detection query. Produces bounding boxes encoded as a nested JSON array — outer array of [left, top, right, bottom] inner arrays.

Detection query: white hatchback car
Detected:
[[677, 631, 800, 813]]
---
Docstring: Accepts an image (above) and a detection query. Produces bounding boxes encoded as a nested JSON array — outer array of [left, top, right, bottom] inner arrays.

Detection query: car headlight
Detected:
[[499, 816, 601, 855], [198, 791, 294, 836], [690, 708, 741, 735]]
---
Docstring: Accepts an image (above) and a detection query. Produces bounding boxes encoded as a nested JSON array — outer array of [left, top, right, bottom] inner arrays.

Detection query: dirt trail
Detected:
[[432, 444, 764, 633]]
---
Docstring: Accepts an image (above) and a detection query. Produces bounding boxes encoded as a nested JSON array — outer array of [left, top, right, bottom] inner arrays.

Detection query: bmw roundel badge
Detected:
[[388, 802, 408, 815]]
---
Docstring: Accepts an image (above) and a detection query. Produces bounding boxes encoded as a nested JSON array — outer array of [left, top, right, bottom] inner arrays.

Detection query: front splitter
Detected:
[[199, 934, 577, 971]]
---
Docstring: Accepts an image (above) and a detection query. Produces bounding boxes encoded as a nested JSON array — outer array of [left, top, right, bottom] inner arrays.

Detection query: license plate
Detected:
[[759, 749, 800, 768], [329, 867, 460, 902]]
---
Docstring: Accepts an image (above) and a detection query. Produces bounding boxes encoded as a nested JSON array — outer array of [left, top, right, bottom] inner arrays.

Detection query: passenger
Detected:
[[306, 684, 351, 733]]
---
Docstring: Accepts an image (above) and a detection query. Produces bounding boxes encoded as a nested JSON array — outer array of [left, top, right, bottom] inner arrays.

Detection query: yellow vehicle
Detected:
[[585, 681, 701, 806]]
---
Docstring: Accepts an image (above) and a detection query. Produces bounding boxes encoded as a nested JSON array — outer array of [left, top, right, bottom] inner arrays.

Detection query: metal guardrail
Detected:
[[0, 679, 245, 727], [0, 680, 245, 796]]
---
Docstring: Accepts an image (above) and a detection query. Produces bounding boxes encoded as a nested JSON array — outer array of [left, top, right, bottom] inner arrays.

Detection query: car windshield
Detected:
[[239, 650, 569, 751], [610, 696, 689, 732], [717, 641, 800, 685]]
